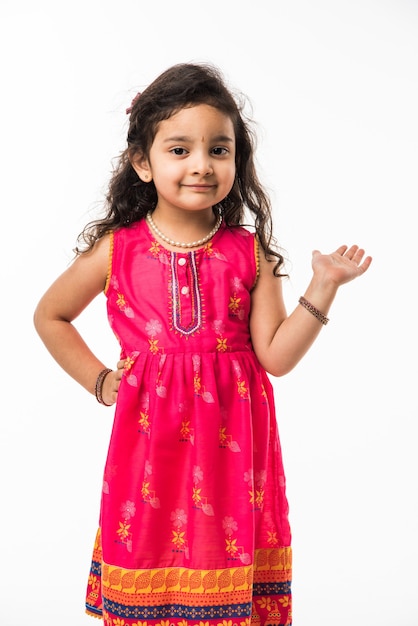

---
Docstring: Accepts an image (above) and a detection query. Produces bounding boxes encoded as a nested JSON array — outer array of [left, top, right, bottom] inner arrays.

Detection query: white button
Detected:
[[181, 286, 190, 295], [178, 257, 186, 266]]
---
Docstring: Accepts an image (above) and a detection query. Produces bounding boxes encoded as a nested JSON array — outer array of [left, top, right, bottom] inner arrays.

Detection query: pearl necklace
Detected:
[[146, 211, 222, 249]]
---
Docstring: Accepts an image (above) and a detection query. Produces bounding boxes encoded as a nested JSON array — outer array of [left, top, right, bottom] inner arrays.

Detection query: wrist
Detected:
[[298, 296, 329, 325], [304, 276, 338, 309], [309, 272, 340, 295], [95, 368, 113, 406]]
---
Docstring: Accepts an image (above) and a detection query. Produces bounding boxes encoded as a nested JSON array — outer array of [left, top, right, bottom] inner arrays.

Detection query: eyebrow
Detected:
[[163, 135, 234, 143]]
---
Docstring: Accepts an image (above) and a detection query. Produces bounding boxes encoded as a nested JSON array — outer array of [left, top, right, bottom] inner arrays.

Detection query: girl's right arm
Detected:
[[33, 234, 122, 405]]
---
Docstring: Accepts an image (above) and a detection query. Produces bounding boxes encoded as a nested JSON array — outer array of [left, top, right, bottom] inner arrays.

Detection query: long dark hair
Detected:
[[76, 62, 285, 275]]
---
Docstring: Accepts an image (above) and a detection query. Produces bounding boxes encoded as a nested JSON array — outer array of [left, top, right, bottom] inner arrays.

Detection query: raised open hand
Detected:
[[311, 245, 372, 287]]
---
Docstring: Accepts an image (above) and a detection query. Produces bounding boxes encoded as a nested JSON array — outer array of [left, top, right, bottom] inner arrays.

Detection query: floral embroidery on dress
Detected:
[[222, 516, 251, 565], [213, 319, 229, 352], [138, 409, 150, 436], [219, 425, 241, 452], [232, 359, 249, 400], [123, 351, 140, 387], [228, 277, 245, 320], [155, 353, 167, 397], [228, 294, 242, 315], [170, 508, 190, 559], [244, 469, 266, 510], [145, 318, 163, 355], [263, 512, 280, 547], [216, 336, 228, 352], [141, 460, 160, 509], [149, 240, 162, 257], [145, 319, 162, 336], [116, 499, 136, 553], [192, 354, 214, 403], [148, 240, 170, 265], [111, 275, 135, 318], [204, 241, 227, 261], [179, 419, 194, 443], [137, 392, 151, 437], [179, 402, 195, 444], [192, 465, 214, 516]]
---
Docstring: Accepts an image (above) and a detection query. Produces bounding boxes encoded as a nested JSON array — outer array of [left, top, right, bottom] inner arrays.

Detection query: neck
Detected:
[[146, 209, 222, 249]]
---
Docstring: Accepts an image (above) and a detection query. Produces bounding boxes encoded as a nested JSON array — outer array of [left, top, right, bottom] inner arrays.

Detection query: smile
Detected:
[[183, 184, 215, 191]]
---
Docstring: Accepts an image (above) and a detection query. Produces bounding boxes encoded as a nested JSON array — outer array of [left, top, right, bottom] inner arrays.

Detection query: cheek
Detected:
[[160, 161, 183, 179], [226, 165, 236, 187], [153, 164, 179, 186]]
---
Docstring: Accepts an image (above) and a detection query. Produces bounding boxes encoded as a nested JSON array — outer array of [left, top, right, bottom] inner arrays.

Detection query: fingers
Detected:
[[334, 245, 349, 256], [344, 245, 373, 271], [312, 244, 372, 276], [101, 360, 127, 406], [313, 245, 351, 258], [332, 244, 371, 265], [358, 253, 373, 274], [333, 244, 364, 260]]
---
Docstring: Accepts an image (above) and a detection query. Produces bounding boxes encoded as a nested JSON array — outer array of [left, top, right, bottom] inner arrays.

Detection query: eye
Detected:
[[211, 147, 229, 156], [170, 147, 188, 156]]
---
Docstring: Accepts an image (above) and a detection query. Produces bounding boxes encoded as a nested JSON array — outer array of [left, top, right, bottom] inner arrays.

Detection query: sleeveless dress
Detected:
[[85, 219, 292, 625]]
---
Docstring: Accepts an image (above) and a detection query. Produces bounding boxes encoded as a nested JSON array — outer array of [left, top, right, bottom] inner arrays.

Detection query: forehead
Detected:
[[155, 104, 235, 139]]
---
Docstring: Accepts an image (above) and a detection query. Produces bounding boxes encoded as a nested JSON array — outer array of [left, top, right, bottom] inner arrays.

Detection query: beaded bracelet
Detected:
[[298, 296, 329, 325], [95, 368, 113, 406]]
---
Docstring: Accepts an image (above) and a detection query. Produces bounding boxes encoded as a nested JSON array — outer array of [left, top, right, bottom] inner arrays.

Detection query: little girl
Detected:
[[34, 62, 371, 626]]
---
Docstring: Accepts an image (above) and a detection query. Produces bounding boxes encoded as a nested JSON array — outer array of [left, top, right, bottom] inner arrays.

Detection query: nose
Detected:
[[191, 150, 213, 176]]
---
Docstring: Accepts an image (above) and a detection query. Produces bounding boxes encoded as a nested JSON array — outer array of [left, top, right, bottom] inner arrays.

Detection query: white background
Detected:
[[1, 1, 417, 624]]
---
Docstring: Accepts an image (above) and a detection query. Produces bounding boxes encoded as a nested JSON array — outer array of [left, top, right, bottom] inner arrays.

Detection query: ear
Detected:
[[129, 151, 153, 183]]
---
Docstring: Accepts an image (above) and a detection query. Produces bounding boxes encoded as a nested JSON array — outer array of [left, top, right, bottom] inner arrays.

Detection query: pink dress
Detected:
[[85, 219, 292, 625]]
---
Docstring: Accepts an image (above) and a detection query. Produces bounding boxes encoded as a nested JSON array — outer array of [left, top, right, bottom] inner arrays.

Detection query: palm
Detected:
[[312, 245, 372, 287]]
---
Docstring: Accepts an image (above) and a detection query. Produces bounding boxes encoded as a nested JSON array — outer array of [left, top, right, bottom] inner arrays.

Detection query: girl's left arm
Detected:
[[249, 244, 372, 377]]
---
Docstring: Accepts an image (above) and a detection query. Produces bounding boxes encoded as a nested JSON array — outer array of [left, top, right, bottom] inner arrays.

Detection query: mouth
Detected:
[[183, 184, 215, 191]]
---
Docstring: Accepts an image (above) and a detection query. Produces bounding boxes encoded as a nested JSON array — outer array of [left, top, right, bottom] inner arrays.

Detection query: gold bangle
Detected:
[[298, 296, 329, 325], [95, 368, 113, 406]]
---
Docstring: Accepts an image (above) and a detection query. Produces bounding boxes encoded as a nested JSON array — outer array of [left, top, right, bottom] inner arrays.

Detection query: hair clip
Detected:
[[126, 92, 142, 115]]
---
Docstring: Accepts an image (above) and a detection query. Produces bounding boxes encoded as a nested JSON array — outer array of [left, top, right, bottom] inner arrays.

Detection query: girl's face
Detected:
[[133, 104, 236, 215]]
